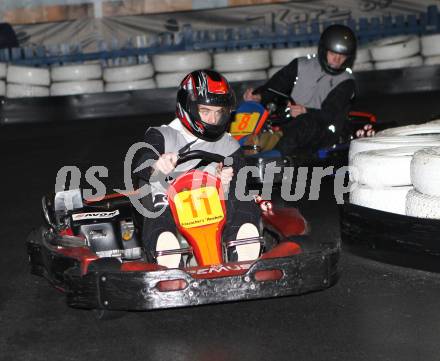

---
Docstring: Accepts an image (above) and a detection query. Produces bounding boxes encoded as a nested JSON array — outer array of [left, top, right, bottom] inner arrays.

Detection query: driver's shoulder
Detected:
[[216, 132, 240, 154]]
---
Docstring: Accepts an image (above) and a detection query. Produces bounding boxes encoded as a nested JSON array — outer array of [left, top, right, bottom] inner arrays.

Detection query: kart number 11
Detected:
[[174, 186, 224, 228]]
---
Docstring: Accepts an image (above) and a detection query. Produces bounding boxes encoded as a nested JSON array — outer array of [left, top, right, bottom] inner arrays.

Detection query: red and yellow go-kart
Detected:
[[27, 151, 340, 315]]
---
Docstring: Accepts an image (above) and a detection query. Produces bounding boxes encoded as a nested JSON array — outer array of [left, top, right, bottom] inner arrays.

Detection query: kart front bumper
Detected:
[[65, 247, 339, 311]]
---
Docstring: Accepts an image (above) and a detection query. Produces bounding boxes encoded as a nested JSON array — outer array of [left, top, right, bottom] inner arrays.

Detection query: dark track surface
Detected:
[[2, 94, 440, 361]]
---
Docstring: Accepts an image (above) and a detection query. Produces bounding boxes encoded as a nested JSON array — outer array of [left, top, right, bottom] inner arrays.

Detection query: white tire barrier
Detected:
[[348, 135, 440, 163], [105, 78, 156, 92], [406, 190, 440, 219], [155, 72, 188, 88], [374, 55, 423, 70], [270, 46, 317, 67], [152, 51, 211, 73], [6, 83, 49, 98], [355, 47, 371, 63], [50, 80, 104, 96], [370, 35, 420, 62], [351, 146, 426, 187], [214, 49, 270, 72], [421, 33, 440, 57], [0, 80, 5, 96], [353, 62, 374, 72], [267, 66, 282, 78], [350, 183, 412, 215], [51, 64, 102, 82], [103, 63, 154, 82], [424, 55, 440, 66], [376, 121, 440, 137], [7, 65, 50, 86], [410, 147, 440, 197], [0, 63, 7, 79], [222, 70, 267, 83]]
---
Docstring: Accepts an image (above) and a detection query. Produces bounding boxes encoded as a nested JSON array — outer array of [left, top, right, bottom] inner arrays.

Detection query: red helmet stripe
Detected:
[[207, 76, 228, 94]]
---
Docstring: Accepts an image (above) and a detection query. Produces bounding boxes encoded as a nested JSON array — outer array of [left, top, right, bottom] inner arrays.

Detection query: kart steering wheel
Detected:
[[176, 150, 225, 167], [265, 88, 294, 126]]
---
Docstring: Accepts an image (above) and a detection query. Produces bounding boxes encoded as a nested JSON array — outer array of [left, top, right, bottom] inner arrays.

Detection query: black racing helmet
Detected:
[[176, 69, 236, 142], [318, 24, 357, 75]]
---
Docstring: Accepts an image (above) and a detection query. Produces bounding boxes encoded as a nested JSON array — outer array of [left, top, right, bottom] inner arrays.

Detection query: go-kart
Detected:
[[230, 89, 377, 182], [26, 151, 340, 316]]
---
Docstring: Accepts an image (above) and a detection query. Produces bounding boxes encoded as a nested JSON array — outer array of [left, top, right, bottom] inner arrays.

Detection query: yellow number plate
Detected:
[[230, 112, 260, 136], [174, 186, 224, 228]]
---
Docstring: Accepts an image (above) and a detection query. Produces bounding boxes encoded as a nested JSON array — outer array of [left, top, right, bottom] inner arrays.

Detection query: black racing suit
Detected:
[[255, 58, 356, 155]]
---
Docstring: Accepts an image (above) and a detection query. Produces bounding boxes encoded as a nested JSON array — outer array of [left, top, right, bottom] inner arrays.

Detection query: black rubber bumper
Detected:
[[64, 248, 339, 311], [340, 202, 440, 273]]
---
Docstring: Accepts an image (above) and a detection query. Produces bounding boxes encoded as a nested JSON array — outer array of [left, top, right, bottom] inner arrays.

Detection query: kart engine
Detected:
[[49, 189, 142, 260]]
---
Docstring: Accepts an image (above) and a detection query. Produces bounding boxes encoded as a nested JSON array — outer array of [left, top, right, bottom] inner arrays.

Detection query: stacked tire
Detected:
[[421, 33, 440, 66], [214, 49, 269, 83], [104, 63, 155, 92], [0, 63, 6, 96], [153, 51, 211, 88], [6, 65, 50, 98], [406, 147, 440, 219], [348, 121, 440, 215], [268, 46, 316, 78], [352, 46, 374, 72], [370, 35, 423, 70], [50, 63, 103, 96]]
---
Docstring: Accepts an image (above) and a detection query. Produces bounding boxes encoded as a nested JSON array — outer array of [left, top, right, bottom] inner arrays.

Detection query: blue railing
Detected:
[[3, 5, 440, 67]]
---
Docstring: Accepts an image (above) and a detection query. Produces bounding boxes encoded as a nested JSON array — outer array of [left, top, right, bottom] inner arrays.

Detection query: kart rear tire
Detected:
[[262, 229, 279, 253]]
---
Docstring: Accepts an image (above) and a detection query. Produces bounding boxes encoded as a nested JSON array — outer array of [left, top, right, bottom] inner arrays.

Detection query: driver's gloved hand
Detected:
[[153, 152, 178, 175]]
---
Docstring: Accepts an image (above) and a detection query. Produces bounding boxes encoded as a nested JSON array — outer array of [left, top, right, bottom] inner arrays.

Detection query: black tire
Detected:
[[262, 229, 279, 253]]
